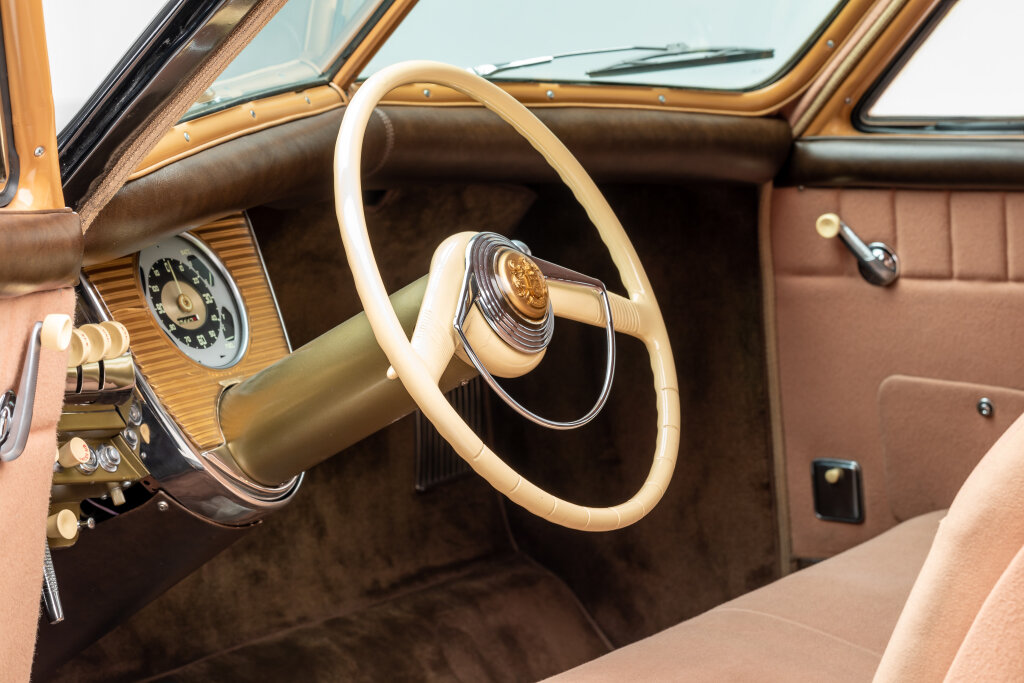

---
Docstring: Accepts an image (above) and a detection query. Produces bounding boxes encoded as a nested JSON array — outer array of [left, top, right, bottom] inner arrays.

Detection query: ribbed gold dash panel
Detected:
[[84, 214, 289, 449]]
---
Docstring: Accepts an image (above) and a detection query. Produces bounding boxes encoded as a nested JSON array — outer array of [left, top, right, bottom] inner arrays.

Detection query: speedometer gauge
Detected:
[[138, 233, 248, 368]]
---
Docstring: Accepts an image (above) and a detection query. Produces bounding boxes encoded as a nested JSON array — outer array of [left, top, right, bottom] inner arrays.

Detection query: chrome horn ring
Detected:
[[453, 232, 616, 431]]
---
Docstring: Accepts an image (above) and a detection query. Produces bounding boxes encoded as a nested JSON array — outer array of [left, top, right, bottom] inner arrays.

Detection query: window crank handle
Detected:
[[816, 213, 899, 287]]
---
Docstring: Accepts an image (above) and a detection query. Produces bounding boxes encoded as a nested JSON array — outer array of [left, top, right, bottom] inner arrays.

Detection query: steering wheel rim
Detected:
[[335, 61, 679, 531]]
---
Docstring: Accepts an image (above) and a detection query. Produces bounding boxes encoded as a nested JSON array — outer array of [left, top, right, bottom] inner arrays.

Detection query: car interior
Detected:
[[2, 0, 1024, 680]]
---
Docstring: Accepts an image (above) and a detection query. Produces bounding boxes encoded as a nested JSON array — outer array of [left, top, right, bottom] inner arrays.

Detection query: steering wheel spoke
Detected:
[[548, 282, 649, 340]]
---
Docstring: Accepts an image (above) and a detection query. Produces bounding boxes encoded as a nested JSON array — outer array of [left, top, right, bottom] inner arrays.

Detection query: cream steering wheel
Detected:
[[334, 61, 679, 531]]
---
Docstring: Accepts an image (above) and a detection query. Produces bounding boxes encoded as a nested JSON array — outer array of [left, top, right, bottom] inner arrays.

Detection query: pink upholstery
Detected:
[[548, 511, 943, 682], [875, 411, 1024, 680], [0, 289, 75, 682], [944, 543, 1024, 681]]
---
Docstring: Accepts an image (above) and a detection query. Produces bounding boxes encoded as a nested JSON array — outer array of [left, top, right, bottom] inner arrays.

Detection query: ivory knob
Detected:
[[78, 324, 111, 363], [46, 509, 78, 540], [99, 321, 130, 358], [816, 213, 842, 239], [67, 329, 91, 368], [57, 437, 91, 468], [40, 314, 72, 351]]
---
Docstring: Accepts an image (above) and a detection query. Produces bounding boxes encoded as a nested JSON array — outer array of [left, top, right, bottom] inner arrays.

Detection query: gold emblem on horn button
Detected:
[[496, 250, 548, 320]]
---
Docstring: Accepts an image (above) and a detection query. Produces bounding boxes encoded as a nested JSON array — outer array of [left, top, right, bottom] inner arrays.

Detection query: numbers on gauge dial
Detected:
[[146, 257, 222, 352], [139, 234, 247, 368]]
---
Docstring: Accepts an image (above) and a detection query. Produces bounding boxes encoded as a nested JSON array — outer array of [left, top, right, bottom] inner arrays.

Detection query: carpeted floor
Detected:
[[143, 556, 610, 683], [49, 182, 777, 681]]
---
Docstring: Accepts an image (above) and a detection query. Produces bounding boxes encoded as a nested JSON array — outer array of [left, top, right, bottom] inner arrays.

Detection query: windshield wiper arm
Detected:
[[587, 45, 773, 78], [471, 45, 671, 77]]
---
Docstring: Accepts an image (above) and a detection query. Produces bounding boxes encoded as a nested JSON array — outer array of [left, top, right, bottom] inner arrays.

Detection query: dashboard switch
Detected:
[[57, 437, 91, 469], [107, 483, 126, 506], [99, 321, 130, 358], [96, 443, 122, 473], [67, 329, 91, 368], [46, 509, 78, 540], [78, 324, 112, 363]]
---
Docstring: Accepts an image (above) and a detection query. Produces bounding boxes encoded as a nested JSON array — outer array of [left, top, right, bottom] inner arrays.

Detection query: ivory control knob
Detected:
[[107, 483, 126, 507], [40, 314, 72, 351], [816, 213, 842, 239], [46, 509, 78, 540], [99, 321, 130, 358], [57, 437, 91, 468], [67, 329, 91, 368], [78, 324, 111, 363]]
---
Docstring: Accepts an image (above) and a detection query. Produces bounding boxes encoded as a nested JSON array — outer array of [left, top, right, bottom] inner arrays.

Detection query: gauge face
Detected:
[[138, 234, 248, 368]]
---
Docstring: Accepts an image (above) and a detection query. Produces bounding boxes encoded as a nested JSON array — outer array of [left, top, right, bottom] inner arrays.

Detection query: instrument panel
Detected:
[[83, 214, 290, 449], [139, 233, 248, 368]]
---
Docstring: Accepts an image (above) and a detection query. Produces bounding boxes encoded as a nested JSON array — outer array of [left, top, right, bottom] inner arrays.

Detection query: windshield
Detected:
[[363, 0, 847, 90], [184, 0, 382, 119], [44, 0, 383, 133]]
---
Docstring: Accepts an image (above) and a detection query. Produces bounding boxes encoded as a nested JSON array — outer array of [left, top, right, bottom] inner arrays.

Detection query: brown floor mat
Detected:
[[144, 555, 609, 683]]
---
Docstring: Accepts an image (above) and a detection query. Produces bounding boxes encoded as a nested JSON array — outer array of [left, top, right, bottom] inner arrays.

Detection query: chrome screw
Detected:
[[128, 402, 143, 425], [33, 146, 44, 157], [978, 398, 994, 418], [156, 501, 169, 512], [79, 517, 96, 530], [249, 109, 257, 119], [422, 88, 431, 98], [183, 132, 191, 142], [545, 90, 555, 100], [658, 94, 666, 103], [826, 39, 835, 48]]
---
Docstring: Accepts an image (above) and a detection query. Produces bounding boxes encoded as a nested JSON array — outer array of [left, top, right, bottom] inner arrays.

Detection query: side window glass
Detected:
[[862, 0, 1024, 130]]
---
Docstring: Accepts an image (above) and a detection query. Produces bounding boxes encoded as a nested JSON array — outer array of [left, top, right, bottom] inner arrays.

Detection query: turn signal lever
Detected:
[[816, 213, 899, 287]]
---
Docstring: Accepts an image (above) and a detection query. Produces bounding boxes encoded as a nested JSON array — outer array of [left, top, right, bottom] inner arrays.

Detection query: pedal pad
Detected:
[[415, 377, 488, 492]]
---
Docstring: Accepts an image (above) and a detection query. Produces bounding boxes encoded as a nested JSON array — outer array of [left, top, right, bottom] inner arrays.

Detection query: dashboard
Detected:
[[81, 214, 290, 451]]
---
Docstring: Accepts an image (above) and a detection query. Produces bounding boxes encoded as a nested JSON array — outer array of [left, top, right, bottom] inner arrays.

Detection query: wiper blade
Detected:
[[587, 45, 774, 78], [471, 45, 673, 78]]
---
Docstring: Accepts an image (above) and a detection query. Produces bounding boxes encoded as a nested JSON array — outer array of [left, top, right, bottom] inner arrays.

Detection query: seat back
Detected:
[[875, 412, 1024, 681]]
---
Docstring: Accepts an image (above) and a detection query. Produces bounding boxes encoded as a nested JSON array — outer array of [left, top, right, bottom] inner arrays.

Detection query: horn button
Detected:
[[495, 249, 549, 322]]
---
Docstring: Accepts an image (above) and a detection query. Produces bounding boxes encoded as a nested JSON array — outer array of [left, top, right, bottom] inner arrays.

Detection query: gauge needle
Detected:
[[169, 264, 184, 296]]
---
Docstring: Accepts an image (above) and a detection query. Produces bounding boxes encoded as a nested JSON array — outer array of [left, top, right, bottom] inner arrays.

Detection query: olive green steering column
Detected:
[[216, 276, 475, 486]]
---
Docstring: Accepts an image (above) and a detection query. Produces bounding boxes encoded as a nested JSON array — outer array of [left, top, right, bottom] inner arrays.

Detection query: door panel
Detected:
[[770, 187, 1024, 558], [0, 289, 74, 681], [0, 0, 78, 679], [879, 376, 1024, 522]]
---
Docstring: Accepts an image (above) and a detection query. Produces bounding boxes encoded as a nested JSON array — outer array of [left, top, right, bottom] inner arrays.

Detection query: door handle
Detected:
[[816, 213, 899, 287]]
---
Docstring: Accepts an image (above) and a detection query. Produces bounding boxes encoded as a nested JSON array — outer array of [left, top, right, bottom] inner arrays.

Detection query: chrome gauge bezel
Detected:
[[138, 232, 250, 369]]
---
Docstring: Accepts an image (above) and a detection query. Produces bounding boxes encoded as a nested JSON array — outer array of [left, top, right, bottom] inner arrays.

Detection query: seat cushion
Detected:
[[548, 511, 944, 682]]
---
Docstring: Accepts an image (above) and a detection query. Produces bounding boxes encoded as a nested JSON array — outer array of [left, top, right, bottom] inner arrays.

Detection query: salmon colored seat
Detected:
[[550, 412, 1024, 682]]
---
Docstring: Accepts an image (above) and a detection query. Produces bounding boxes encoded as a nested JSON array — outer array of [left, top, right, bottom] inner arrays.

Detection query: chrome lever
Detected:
[[0, 315, 72, 462], [816, 213, 899, 287]]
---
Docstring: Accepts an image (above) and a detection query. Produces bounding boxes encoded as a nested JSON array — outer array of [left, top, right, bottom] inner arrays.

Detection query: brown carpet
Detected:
[[144, 556, 609, 683]]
